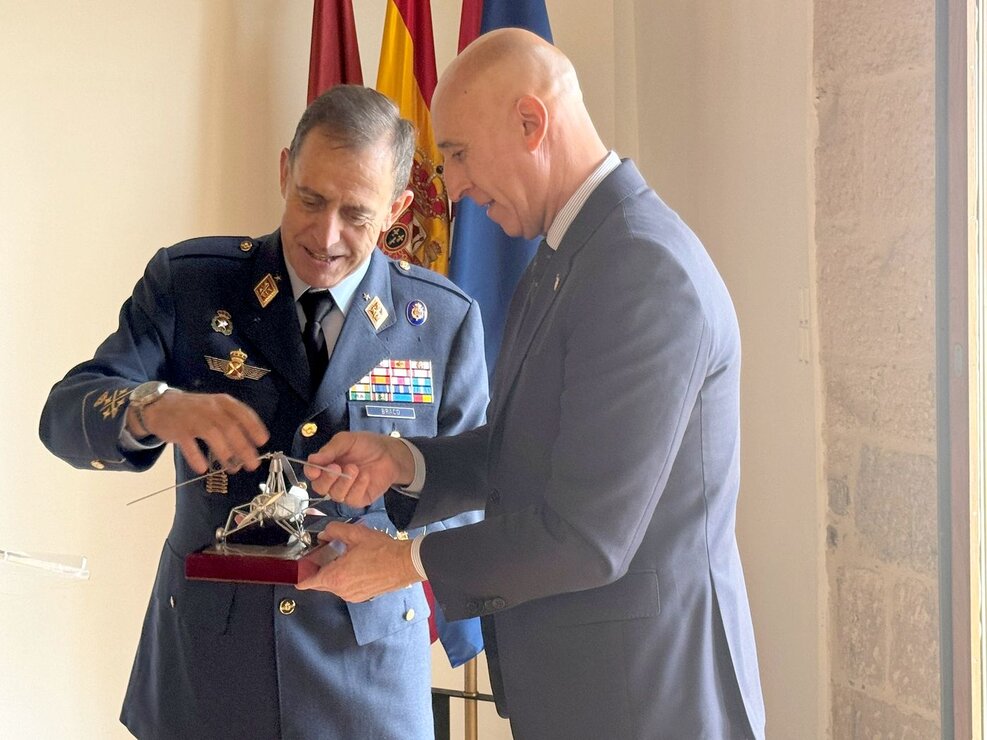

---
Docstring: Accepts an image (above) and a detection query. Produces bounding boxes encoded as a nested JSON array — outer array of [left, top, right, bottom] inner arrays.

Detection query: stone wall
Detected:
[[814, 1, 940, 736]]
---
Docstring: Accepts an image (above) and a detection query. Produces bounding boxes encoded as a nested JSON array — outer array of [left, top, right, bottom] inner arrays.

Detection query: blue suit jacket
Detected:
[[397, 161, 766, 739], [39, 232, 488, 739]]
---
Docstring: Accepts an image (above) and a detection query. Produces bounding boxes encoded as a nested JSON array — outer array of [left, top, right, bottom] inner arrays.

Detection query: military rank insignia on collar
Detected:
[[254, 274, 279, 308], [365, 296, 388, 331], [205, 349, 270, 381]]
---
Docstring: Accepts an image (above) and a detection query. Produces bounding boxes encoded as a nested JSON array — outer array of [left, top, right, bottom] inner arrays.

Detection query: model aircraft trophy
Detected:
[[129, 452, 348, 585]]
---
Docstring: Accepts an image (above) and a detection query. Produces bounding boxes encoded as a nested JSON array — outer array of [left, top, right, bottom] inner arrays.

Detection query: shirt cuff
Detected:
[[411, 534, 428, 580], [395, 438, 426, 496], [118, 425, 164, 451]]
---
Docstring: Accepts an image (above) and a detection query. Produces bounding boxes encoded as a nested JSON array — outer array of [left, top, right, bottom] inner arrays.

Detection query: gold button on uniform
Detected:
[[300, 422, 318, 438], [389, 430, 401, 438], [279, 598, 296, 615], [239, 240, 253, 252], [90, 459, 105, 470], [403, 609, 415, 621]]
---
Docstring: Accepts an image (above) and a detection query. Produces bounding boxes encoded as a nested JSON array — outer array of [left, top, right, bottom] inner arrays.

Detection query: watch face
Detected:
[[130, 381, 167, 407]]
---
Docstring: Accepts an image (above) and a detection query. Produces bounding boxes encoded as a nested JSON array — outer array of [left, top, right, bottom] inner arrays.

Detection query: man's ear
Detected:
[[383, 189, 414, 231], [516, 95, 548, 152], [279, 148, 291, 198]]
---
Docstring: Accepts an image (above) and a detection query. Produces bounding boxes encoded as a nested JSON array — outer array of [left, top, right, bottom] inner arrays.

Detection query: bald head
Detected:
[[434, 28, 579, 114], [432, 28, 607, 239]]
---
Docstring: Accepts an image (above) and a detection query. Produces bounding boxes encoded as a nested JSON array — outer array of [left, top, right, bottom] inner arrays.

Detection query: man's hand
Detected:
[[304, 431, 414, 508], [126, 391, 269, 474], [296, 521, 422, 601]]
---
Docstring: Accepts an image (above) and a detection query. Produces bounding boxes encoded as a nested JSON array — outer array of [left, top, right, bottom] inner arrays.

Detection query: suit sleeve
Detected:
[[416, 236, 713, 620], [384, 296, 490, 529], [38, 248, 175, 471]]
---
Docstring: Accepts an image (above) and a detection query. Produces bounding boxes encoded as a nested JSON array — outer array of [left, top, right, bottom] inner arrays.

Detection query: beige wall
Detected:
[[0, 1, 943, 739]]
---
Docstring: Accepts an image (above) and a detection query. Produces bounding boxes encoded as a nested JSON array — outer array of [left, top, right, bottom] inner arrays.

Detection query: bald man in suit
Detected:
[[298, 29, 766, 740]]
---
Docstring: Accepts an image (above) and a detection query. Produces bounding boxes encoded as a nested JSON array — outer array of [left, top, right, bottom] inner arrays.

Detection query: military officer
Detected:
[[39, 85, 488, 739]]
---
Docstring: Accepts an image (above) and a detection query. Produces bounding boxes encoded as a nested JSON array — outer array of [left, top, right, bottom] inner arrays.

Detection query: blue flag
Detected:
[[449, 1, 553, 375]]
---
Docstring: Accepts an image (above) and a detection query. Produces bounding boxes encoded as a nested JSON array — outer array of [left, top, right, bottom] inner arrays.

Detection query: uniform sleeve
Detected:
[[38, 248, 175, 472]]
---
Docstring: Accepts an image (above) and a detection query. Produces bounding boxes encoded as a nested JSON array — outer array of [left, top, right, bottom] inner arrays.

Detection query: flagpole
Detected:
[[464, 656, 478, 740]]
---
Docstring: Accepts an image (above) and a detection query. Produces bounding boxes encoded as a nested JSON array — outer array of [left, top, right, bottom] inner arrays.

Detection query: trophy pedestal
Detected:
[[185, 539, 340, 585]]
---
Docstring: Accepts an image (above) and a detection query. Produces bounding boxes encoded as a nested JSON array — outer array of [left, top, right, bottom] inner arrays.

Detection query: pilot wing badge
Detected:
[[206, 349, 271, 381]]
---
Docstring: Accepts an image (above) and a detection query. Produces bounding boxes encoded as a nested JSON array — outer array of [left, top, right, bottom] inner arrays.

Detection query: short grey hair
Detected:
[[288, 85, 416, 200]]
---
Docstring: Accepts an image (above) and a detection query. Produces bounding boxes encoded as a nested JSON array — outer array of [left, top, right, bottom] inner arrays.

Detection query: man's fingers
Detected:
[[177, 439, 209, 475], [296, 561, 339, 591], [318, 521, 360, 545], [220, 394, 269, 449], [303, 460, 344, 486]]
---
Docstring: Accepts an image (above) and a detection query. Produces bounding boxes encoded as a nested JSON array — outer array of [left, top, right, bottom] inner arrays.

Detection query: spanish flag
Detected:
[[375, 0, 450, 274], [307, 0, 363, 103]]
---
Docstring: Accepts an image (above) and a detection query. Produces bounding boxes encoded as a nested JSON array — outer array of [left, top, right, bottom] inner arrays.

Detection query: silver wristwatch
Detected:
[[129, 381, 169, 437]]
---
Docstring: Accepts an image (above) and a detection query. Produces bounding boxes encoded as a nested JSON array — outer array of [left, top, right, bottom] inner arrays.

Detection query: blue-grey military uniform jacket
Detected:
[[39, 232, 488, 739]]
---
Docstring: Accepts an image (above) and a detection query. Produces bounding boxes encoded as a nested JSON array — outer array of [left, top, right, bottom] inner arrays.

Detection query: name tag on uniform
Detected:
[[365, 405, 416, 420]]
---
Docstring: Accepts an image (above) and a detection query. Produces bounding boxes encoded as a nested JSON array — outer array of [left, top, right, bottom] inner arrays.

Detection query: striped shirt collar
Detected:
[[545, 150, 620, 251]]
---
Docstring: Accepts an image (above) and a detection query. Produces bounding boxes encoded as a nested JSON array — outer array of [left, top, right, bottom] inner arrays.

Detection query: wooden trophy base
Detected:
[[185, 539, 340, 585]]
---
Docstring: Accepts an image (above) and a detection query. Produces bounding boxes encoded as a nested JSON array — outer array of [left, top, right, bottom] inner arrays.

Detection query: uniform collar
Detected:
[[284, 250, 372, 317]]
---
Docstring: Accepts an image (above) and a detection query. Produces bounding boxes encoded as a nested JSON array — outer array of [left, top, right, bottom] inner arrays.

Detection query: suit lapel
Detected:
[[310, 249, 394, 418], [240, 233, 311, 400], [488, 161, 650, 430], [489, 254, 563, 426]]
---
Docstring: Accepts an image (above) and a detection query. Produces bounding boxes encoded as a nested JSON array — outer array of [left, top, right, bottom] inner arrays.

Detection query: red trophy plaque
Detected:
[[185, 452, 343, 585], [185, 539, 340, 585]]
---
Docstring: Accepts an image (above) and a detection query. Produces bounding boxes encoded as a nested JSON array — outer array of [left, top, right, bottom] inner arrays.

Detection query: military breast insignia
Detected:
[[254, 273, 279, 308], [405, 300, 428, 326], [206, 349, 271, 381], [365, 296, 388, 331], [211, 310, 233, 336], [348, 359, 433, 403], [93, 388, 130, 419]]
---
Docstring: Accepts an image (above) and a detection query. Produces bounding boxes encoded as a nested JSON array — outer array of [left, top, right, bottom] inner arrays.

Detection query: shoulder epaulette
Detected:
[[168, 235, 261, 260], [388, 259, 471, 302]]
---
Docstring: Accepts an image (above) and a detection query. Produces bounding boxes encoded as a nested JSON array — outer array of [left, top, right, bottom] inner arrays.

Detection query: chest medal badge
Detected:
[[205, 349, 271, 381]]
